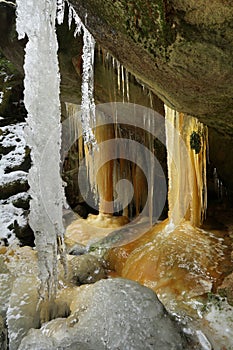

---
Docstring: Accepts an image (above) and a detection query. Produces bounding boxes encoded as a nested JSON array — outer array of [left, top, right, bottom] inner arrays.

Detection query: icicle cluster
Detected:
[[100, 47, 130, 103], [65, 104, 158, 222], [16, 0, 66, 300], [57, 0, 96, 146], [165, 106, 208, 227]]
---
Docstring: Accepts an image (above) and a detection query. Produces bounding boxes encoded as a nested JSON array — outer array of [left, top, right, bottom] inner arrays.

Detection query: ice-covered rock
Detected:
[[19, 278, 189, 350], [67, 253, 106, 285], [7, 275, 40, 350]]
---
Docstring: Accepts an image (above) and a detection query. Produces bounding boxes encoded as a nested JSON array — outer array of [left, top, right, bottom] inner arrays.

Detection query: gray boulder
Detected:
[[19, 278, 189, 350]]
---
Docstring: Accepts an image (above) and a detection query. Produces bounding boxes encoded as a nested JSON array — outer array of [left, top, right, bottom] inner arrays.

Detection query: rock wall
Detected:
[[0, 1, 233, 195]]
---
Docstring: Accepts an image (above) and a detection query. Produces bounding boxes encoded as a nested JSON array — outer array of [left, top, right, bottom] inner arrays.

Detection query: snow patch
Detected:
[[0, 122, 28, 245]]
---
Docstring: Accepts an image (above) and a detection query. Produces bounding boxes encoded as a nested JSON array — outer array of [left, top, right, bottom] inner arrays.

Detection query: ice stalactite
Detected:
[[100, 48, 130, 102], [56, 0, 65, 25], [64, 104, 158, 222], [165, 106, 208, 227], [80, 27, 96, 146], [62, 1, 97, 147], [16, 0, 66, 300]]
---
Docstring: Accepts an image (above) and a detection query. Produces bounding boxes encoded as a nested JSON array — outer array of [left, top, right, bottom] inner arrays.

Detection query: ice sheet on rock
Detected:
[[18, 278, 188, 350], [0, 259, 14, 316], [7, 276, 40, 350], [16, 0, 65, 299]]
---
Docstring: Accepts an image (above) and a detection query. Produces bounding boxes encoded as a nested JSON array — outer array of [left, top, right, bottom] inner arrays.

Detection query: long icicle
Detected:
[[16, 0, 65, 300]]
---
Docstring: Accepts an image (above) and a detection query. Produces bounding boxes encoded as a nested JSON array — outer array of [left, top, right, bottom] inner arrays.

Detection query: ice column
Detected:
[[16, 0, 65, 299]]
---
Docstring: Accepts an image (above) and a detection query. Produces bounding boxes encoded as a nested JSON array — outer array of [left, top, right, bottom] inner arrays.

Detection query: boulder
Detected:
[[19, 278, 190, 350]]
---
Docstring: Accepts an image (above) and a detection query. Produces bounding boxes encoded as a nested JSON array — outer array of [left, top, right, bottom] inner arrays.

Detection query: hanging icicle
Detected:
[[81, 27, 96, 146], [16, 0, 66, 301], [58, 0, 96, 147], [56, 0, 65, 25]]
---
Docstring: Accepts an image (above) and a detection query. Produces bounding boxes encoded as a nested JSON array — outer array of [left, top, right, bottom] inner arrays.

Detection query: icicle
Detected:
[[121, 65, 125, 102], [56, 0, 65, 25], [81, 27, 96, 146], [68, 5, 73, 29], [65, 2, 96, 147], [148, 90, 153, 109], [117, 60, 121, 92], [112, 56, 116, 70], [65, 102, 81, 145], [67, 4, 82, 36], [126, 69, 130, 102], [16, 0, 66, 300]]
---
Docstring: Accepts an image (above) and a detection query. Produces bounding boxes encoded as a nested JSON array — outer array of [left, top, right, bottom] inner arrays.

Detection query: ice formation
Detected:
[[61, 1, 97, 146], [64, 103, 162, 222], [101, 48, 131, 102], [16, 0, 65, 299], [165, 106, 208, 227]]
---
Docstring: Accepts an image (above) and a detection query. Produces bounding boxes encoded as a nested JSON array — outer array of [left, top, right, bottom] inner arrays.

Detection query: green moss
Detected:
[[119, 0, 173, 58], [190, 131, 202, 154], [201, 292, 226, 313], [75, 0, 174, 60]]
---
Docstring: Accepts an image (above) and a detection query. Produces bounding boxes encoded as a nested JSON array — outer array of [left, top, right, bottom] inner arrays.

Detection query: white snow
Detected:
[[0, 122, 27, 185], [0, 91, 3, 104], [0, 122, 28, 245]]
